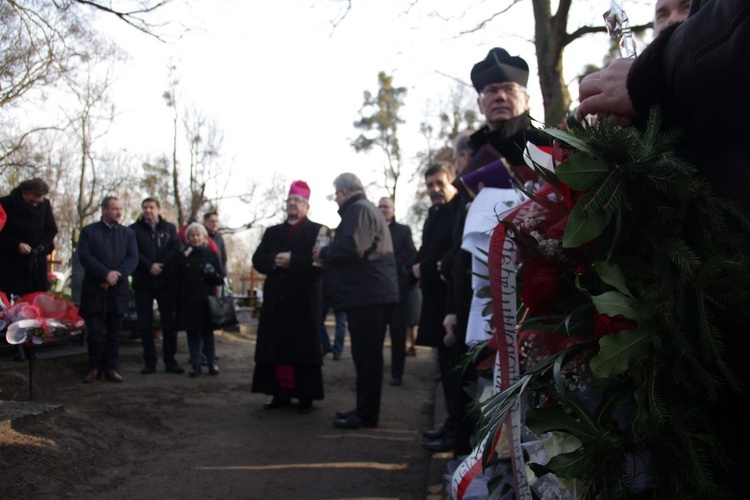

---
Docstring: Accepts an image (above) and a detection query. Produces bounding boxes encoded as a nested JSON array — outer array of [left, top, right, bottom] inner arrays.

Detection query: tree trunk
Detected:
[[532, 0, 571, 127]]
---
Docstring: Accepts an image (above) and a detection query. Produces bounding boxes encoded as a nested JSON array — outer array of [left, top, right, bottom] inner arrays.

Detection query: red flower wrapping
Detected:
[[520, 259, 564, 315], [594, 313, 638, 338]]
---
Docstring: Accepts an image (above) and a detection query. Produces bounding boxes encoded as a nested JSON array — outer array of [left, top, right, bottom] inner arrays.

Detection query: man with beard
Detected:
[[252, 181, 325, 414]]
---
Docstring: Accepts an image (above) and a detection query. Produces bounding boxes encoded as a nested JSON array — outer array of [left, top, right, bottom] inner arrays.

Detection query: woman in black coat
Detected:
[[0, 179, 58, 297], [176, 222, 224, 377]]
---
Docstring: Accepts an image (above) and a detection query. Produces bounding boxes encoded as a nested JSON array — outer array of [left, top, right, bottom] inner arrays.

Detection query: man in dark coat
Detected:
[[313, 173, 399, 429], [0, 178, 58, 361], [377, 196, 417, 386], [0, 178, 58, 298], [203, 211, 227, 275], [435, 48, 547, 455], [251, 181, 325, 414], [129, 197, 183, 375], [577, 1, 749, 493], [78, 196, 138, 383], [411, 164, 461, 448]]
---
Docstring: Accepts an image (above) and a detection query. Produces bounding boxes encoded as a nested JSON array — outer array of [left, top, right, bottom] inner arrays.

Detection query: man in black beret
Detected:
[[425, 48, 547, 455]]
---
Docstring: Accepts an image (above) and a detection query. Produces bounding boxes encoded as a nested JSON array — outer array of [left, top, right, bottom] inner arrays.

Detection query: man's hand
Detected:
[[443, 313, 457, 334], [149, 263, 164, 276], [576, 58, 637, 125], [18, 243, 32, 255], [274, 251, 291, 269], [411, 262, 421, 280], [105, 270, 121, 286]]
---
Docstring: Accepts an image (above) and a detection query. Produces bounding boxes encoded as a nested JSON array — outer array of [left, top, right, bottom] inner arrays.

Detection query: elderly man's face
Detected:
[[378, 198, 394, 222], [477, 82, 529, 129], [285, 195, 308, 220], [654, 0, 690, 37]]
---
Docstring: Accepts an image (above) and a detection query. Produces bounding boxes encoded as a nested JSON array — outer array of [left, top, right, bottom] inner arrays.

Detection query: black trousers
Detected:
[[385, 299, 407, 379], [346, 303, 392, 421], [84, 313, 124, 371], [135, 287, 178, 366]]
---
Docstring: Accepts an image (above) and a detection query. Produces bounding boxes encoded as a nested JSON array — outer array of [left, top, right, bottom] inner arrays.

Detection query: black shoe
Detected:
[[334, 414, 378, 429], [141, 364, 156, 374], [389, 377, 402, 386], [189, 365, 201, 378], [208, 364, 219, 376], [333, 353, 342, 360], [298, 399, 313, 414], [335, 409, 356, 419], [423, 427, 448, 440], [263, 398, 291, 410], [165, 362, 185, 374], [422, 436, 455, 452]]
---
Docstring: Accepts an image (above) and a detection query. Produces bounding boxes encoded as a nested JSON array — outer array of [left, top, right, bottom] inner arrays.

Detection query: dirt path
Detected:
[[0, 323, 448, 499]]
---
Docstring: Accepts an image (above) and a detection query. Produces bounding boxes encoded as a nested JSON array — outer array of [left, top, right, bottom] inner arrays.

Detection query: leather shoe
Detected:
[[389, 377, 402, 386], [334, 414, 377, 429], [423, 427, 448, 440], [298, 399, 313, 414], [105, 370, 124, 383], [141, 365, 156, 375], [83, 369, 99, 383], [189, 365, 201, 378], [165, 363, 185, 374], [335, 409, 356, 419], [263, 398, 290, 410], [208, 364, 219, 376], [422, 436, 455, 452]]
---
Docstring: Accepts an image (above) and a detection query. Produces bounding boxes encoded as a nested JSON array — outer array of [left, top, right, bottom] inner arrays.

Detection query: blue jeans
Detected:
[[187, 330, 215, 367], [320, 308, 346, 356]]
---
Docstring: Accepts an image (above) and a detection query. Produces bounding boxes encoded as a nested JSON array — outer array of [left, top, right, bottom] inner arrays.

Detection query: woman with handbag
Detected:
[[176, 222, 225, 377]]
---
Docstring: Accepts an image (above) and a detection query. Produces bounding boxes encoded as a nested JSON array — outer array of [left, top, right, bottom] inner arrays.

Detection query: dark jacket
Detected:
[[252, 218, 324, 365], [414, 197, 460, 347], [77, 220, 138, 315], [388, 220, 417, 298], [319, 193, 399, 309], [129, 215, 181, 291], [176, 245, 224, 331], [209, 231, 227, 274], [0, 188, 58, 296], [627, 0, 750, 220]]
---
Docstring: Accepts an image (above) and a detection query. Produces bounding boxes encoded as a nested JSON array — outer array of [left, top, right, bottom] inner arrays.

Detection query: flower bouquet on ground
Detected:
[[1, 291, 84, 346], [454, 112, 750, 499]]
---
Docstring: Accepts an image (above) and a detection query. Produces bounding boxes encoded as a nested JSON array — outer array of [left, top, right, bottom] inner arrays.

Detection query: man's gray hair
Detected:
[[333, 173, 364, 192], [453, 132, 473, 158]]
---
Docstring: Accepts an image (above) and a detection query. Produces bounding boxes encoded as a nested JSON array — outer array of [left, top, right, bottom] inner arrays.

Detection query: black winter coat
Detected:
[[319, 193, 399, 309], [176, 245, 224, 331], [77, 221, 138, 315], [414, 197, 459, 347], [388, 220, 417, 299], [129, 216, 181, 291], [252, 218, 324, 366], [0, 188, 58, 296]]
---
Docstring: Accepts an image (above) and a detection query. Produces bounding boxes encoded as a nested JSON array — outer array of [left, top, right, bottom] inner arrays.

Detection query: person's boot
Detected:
[[189, 365, 202, 378]]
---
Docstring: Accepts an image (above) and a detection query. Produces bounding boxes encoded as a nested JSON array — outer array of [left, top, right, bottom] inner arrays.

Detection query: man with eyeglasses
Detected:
[[251, 181, 326, 414], [433, 48, 547, 456]]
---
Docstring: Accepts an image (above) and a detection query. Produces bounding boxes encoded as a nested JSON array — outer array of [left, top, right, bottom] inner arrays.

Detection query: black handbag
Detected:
[[206, 292, 238, 329]]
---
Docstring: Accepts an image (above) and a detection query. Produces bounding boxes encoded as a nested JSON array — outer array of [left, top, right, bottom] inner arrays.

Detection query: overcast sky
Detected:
[[95, 0, 654, 232]]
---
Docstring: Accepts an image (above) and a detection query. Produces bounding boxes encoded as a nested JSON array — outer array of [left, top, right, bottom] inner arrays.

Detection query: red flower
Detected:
[[594, 313, 638, 338], [520, 259, 564, 315]]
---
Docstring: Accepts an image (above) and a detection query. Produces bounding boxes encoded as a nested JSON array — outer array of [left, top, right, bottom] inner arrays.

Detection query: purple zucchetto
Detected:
[[289, 180, 311, 200]]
